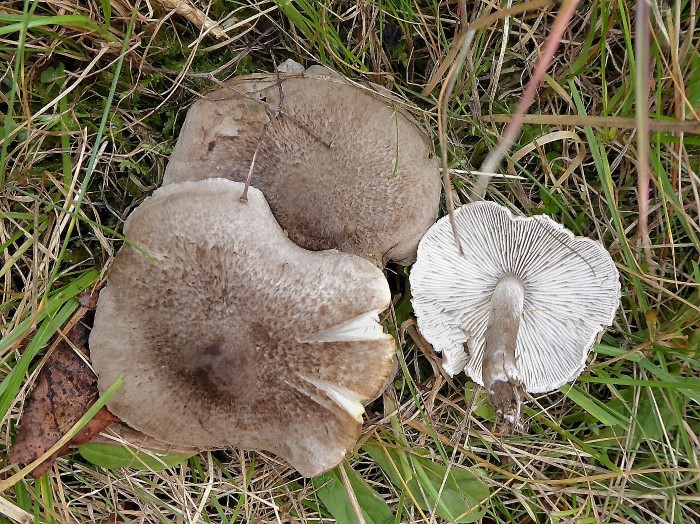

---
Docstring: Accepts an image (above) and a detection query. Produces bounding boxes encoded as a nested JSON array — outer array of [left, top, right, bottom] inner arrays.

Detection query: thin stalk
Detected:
[[482, 275, 525, 431], [635, 0, 655, 271], [474, 0, 581, 199]]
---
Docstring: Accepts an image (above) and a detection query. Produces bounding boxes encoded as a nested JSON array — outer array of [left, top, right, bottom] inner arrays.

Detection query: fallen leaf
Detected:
[[8, 309, 119, 477], [77, 290, 99, 310]]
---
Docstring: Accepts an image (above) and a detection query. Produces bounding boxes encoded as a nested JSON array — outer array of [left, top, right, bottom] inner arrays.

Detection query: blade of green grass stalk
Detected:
[[37, 474, 55, 524], [365, 444, 487, 523], [121, 482, 198, 523], [594, 343, 645, 361], [0, 300, 78, 419], [207, 495, 229, 524], [600, 0, 610, 115], [211, 455, 255, 523], [0, 269, 98, 357], [511, 158, 579, 230], [273, 0, 331, 64], [564, 386, 629, 427], [594, 343, 700, 402], [273, 0, 366, 71], [12, 479, 31, 516], [7, 184, 131, 251], [188, 454, 206, 481], [187, 455, 223, 524], [43, 10, 135, 300], [569, 79, 649, 318], [0, 220, 48, 279], [656, 354, 700, 495], [393, 490, 405, 524], [566, 2, 599, 78], [649, 152, 700, 247], [0, 14, 105, 37], [0, 376, 122, 491], [613, 0, 637, 115], [365, 440, 428, 521], [78, 443, 192, 471], [100, 0, 111, 26], [686, 51, 700, 110], [602, 386, 683, 470], [183, 457, 215, 524], [529, 409, 621, 472], [392, 340, 453, 465], [302, 497, 332, 520], [379, 336, 490, 519], [0, 232, 31, 264], [0, 212, 47, 221], [409, 456, 468, 522], [0, 0, 37, 189], [635, 360, 700, 403], [58, 81, 72, 188], [413, 457, 488, 523], [577, 375, 700, 390], [312, 463, 394, 524]]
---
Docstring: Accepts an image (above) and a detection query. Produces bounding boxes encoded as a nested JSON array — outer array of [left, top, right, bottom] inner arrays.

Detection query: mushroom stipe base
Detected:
[[482, 274, 526, 431]]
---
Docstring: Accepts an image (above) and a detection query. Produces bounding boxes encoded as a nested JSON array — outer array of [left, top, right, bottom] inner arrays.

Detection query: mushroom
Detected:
[[162, 66, 441, 266], [89, 178, 396, 477], [409, 201, 620, 428]]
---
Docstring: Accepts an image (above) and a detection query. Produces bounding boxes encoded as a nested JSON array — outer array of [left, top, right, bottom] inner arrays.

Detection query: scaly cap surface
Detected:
[[163, 68, 441, 266], [90, 179, 395, 476]]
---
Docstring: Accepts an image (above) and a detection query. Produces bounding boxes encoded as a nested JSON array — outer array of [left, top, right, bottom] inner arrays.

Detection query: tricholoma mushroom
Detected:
[[163, 64, 441, 266], [410, 201, 620, 428], [90, 179, 396, 477]]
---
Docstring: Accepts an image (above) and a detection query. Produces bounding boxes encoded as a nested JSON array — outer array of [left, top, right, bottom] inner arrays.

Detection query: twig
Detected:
[[240, 121, 272, 203], [436, 27, 474, 255], [635, 0, 655, 272], [339, 461, 366, 524], [156, 0, 226, 38], [0, 497, 32, 524], [483, 114, 700, 134], [474, 0, 582, 199], [212, 80, 333, 150], [240, 50, 285, 202], [428, 0, 561, 252]]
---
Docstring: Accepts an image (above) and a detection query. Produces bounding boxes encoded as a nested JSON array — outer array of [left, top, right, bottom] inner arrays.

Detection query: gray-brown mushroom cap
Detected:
[[89, 179, 395, 477], [163, 68, 441, 266]]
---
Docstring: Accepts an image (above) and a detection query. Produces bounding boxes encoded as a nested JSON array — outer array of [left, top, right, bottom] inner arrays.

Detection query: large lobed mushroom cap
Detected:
[[163, 67, 441, 266], [89, 179, 395, 477], [410, 201, 620, 394]]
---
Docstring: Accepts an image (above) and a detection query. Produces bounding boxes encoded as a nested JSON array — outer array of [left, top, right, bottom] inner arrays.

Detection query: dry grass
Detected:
[[1, 1, 699, 523]]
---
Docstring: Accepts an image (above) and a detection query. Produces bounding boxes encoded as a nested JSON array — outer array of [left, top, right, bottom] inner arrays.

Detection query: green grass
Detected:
[[1, 1, 699, 523]]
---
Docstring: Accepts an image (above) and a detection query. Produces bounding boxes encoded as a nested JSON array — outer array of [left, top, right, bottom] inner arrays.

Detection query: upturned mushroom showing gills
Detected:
[[89, 179, 396, 477], [410, 201, 620, 429], [162, 66, 441, 267]]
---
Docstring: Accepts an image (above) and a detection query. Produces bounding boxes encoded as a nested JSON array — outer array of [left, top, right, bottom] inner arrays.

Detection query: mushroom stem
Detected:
[[483, 274, 525, 431]]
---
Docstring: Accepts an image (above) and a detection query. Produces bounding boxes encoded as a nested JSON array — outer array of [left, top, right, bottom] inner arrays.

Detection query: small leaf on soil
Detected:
[[8, 311, 119, 477]]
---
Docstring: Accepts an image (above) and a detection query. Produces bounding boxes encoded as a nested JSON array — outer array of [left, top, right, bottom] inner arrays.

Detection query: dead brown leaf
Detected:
[[8, 304, 119, 477]]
